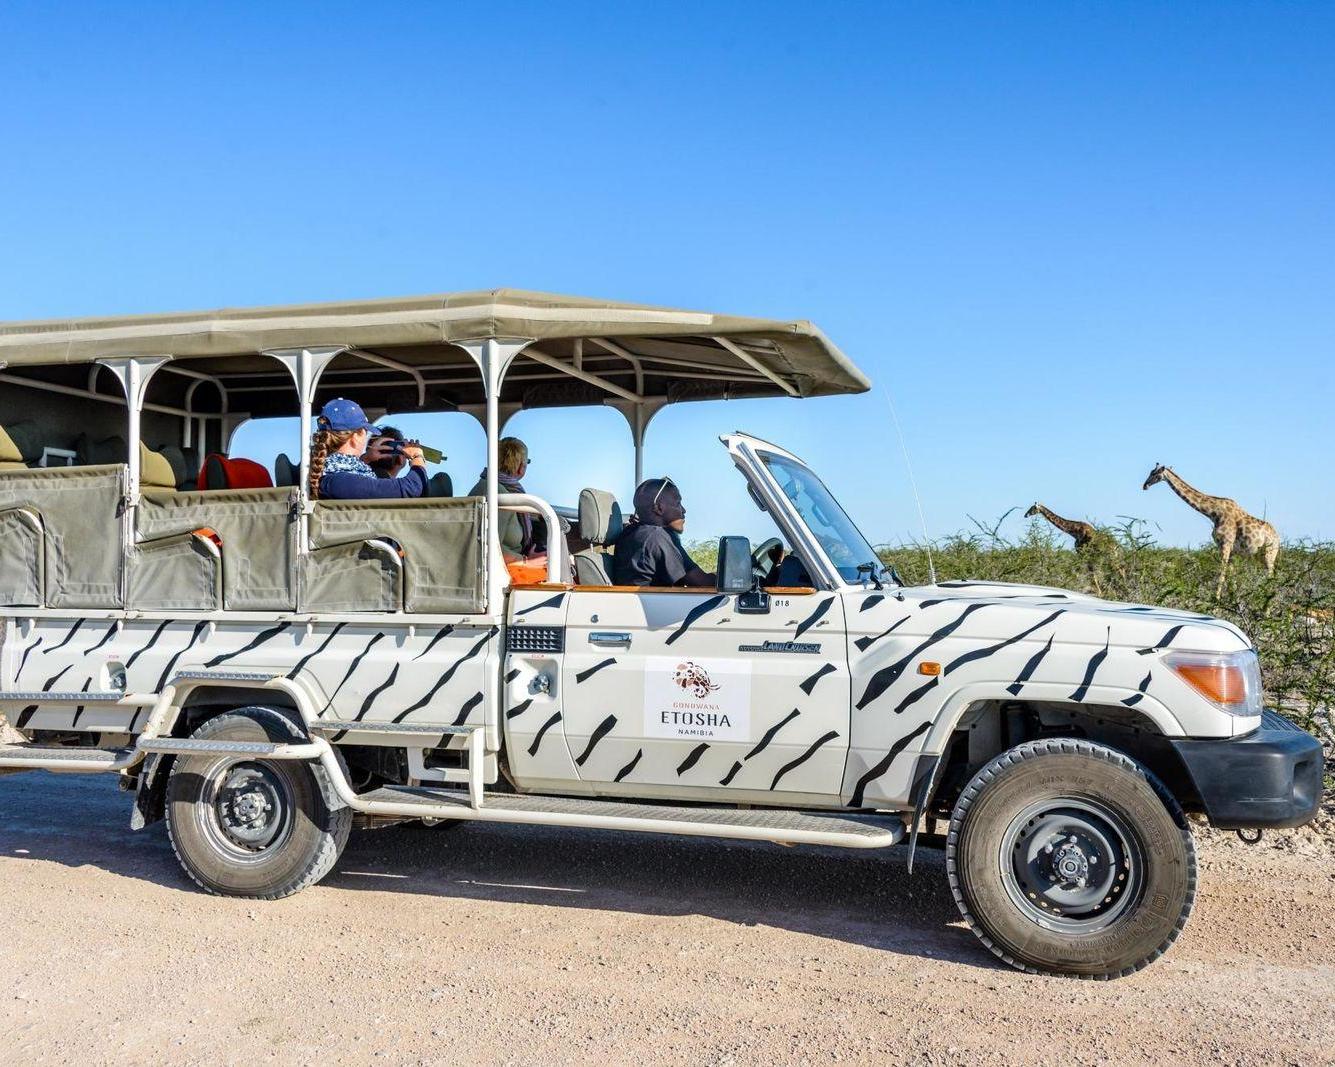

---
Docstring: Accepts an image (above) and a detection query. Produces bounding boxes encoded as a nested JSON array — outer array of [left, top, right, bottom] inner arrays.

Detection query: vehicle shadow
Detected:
[[0, 772, 995, 970]]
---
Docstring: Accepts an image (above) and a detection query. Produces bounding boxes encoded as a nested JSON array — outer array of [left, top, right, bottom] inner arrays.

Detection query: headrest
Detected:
[[0, 424, 24, 465], [0, 421, 45, 465], [427, 472, 454, 499], [274, 453, 299, 488], [140, 443, 178, 489], [154, 444, 189, 488], [77, 433, 127, 465], [198, 454, 274, 491], [579, 488, 623, 546]]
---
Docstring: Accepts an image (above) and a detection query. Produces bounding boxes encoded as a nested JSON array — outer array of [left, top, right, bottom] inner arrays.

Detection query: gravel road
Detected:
[[0, 772, 1331, 1066]]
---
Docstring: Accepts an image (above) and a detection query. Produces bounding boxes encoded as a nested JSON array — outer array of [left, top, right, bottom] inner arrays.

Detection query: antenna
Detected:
[[881, 387, 937, 585]]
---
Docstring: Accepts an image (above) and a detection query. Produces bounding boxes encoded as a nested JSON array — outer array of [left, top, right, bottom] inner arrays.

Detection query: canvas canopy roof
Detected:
[[0, 289, 869, 419]]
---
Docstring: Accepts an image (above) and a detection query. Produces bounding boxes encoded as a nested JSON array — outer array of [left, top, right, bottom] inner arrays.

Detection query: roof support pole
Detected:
[[455, 338, 530, 619], [712, 336, 800, 397], [607, 398, 668, 489], [96, 356, 173, 505], [95, 355, 172, 605], [264, 346, 348, 556]]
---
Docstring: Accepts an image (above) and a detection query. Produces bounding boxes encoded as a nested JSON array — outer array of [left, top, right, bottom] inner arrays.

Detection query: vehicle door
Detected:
[[560, 452, 855, 804]]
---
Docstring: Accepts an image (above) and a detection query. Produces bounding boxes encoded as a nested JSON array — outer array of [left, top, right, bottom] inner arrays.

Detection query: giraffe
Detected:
[[1025, 503, 1098, 549], [1142, 463, 1279, 597]]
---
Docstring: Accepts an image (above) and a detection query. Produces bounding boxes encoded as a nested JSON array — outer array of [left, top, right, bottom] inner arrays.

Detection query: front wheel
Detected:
[[947, 739, 1196, 979], [165, 707, 352, 898]]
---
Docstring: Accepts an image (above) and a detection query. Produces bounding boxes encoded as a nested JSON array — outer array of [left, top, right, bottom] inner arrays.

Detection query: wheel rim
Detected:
[[998, 797, 1145, 933], [194, 760, 295, 863]]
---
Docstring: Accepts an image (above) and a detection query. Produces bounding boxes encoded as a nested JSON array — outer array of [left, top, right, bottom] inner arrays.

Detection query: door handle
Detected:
[[589, 631, 632, 647]]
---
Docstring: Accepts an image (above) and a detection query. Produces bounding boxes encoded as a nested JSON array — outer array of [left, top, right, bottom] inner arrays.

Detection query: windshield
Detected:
[[759, 452, 884, 583]]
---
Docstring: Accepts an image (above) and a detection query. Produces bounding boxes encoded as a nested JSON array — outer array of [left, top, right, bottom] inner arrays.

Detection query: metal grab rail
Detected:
[[496, 493, 565, 585]]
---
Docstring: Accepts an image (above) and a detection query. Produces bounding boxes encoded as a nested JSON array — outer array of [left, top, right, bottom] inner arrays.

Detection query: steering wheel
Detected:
[[752, 537, 783, 579]]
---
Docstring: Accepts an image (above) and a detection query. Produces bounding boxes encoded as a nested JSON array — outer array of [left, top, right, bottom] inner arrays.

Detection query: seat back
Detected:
[[0, 465, 126, 608], [0, 421, 41, 470], [572, 488, 622, 586], [135, 486, 298, 610], [198, 454, 274, 491], [140, 443, 179, 490], [309, 496, 485, 614], [274, 453, 299, 488], [427, 471, 453, 498]]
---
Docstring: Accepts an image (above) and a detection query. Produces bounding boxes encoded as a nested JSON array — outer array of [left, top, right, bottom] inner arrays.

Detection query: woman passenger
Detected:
[[309, 399, 427, 500], [470, 436, 543, 563]]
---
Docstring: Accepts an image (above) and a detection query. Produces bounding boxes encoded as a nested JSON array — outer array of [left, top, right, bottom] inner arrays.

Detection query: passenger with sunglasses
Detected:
[[612, 477, 715, 588]]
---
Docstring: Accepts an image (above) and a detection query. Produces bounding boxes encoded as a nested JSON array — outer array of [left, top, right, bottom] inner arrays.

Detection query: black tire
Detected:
[[165, 707, 352, 899], [946, 738, 1196, 979]]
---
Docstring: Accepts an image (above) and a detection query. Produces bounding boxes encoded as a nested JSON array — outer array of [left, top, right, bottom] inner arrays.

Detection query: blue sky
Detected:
[[1, 2, 1330, 548]]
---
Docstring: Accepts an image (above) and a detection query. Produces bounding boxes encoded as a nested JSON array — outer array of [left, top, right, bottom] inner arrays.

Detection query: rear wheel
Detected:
[[947, 738, 1196, 979], [165, 707, 352, 898]]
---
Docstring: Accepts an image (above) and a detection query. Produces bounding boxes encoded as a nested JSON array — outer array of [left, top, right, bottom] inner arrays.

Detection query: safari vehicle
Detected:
[[0, 290, 1321, 979]]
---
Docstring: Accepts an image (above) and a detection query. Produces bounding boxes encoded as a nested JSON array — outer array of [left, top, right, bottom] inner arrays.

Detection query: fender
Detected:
[[918, 679, 1189, 758]]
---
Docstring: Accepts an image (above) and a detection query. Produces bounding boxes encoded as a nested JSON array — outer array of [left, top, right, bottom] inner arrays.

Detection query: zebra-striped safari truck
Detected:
[[0, 291, 1321, 978]]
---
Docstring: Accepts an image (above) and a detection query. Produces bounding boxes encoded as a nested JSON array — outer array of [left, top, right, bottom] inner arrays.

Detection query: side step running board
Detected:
[[349, 784, 905, 850], [0, 743, 137, 773], [137, 738, 324, 759]]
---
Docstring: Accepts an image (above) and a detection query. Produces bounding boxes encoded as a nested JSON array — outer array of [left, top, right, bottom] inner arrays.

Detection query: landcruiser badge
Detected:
[[737, 640, 822, 654]]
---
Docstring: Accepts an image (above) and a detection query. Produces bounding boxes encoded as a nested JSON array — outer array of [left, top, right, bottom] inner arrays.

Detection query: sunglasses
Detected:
[[651, 476, 677, 508]]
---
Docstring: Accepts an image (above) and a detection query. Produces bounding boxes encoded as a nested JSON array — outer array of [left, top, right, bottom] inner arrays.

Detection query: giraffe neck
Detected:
[[1161, 469, 1222, 520], [1037, 504, 1083, 537]]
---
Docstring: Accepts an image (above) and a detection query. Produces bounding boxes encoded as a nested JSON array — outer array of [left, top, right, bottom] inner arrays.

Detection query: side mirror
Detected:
[[716, 536, 753, 594]]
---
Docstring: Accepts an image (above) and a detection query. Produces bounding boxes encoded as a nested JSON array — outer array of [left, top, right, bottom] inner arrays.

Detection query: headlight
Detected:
[[1164, 649, 1262, 716]]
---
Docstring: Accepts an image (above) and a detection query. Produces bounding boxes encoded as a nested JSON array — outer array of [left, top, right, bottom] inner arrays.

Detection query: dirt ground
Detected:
[[0, 773, 1331, 1067]]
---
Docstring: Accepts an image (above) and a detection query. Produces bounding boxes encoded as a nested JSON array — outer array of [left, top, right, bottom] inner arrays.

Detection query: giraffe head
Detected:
[[1143, 463, 1169, 490], [1024, 503, 1041, 517]]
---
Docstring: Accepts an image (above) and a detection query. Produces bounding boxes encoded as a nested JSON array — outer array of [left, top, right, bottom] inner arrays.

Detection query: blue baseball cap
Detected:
[[317, 398, 376, 433]]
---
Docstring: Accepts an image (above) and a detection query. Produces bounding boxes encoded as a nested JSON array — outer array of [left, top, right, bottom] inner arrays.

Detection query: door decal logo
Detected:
[[673, 661, 721, 699], [645, 656, 752, 742]]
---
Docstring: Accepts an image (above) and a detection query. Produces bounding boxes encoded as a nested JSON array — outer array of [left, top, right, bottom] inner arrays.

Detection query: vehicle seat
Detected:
[[274, 452, 299, 487], [76, 433, 127, 465], [140, 443, 179, 490], [572, 488, 622, 585], [427, 472, 453, 498], [198, 453, 274, 491], [0, 422, 36, 470]]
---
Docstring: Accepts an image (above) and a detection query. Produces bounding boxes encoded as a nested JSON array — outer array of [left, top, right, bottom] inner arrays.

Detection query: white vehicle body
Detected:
[[0, 290, 1320, 977]]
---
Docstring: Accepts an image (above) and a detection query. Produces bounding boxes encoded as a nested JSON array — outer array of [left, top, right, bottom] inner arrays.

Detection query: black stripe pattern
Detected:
[[849, 721, 931, 808], [793, 598, 832, 640], [665, 595, 726, 646], [575, 658, 617, 684], [1122, 671, 1152, 707], [944, 610, 1063, 675], [574, 714, 618, 766], [1069, 630, 1112, 702], [614, 748, 643, 783], [203, 621, 291, 669], [856, 604, 991, 710], [799, 663, 837, 695], [526, 711, 563, 757], [744, 708, 800, 761], [1006, 635, 1055, 696], [676, 742, 710, 776], [770, 730, 840, 791]]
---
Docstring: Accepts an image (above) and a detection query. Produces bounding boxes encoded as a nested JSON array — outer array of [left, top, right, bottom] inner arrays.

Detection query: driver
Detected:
[[612, 477, 716, 588]]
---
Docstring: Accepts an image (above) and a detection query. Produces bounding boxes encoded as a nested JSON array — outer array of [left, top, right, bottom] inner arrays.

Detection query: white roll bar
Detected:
[[497, 492, 565, 585]]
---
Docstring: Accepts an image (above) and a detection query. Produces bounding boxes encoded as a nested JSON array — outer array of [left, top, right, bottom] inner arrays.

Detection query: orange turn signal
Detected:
[[918, 661, 941, 676], [1170, 662, 1246, 705]]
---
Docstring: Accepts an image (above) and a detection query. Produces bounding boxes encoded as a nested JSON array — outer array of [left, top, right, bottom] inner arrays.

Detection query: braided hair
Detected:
[[308, 428, 356, 500]]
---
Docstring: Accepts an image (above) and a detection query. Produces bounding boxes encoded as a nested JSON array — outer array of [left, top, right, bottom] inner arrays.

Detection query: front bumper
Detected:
[[1170, 711, 1324, 830]]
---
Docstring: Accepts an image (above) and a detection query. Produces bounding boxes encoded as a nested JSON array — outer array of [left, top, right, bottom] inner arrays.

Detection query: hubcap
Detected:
[[197, 760, 294, 859], [999, 799, 1143, 932]]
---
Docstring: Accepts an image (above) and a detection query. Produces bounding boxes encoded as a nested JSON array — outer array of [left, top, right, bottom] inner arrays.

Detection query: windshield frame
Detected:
[[755, 450, 886, 586]]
